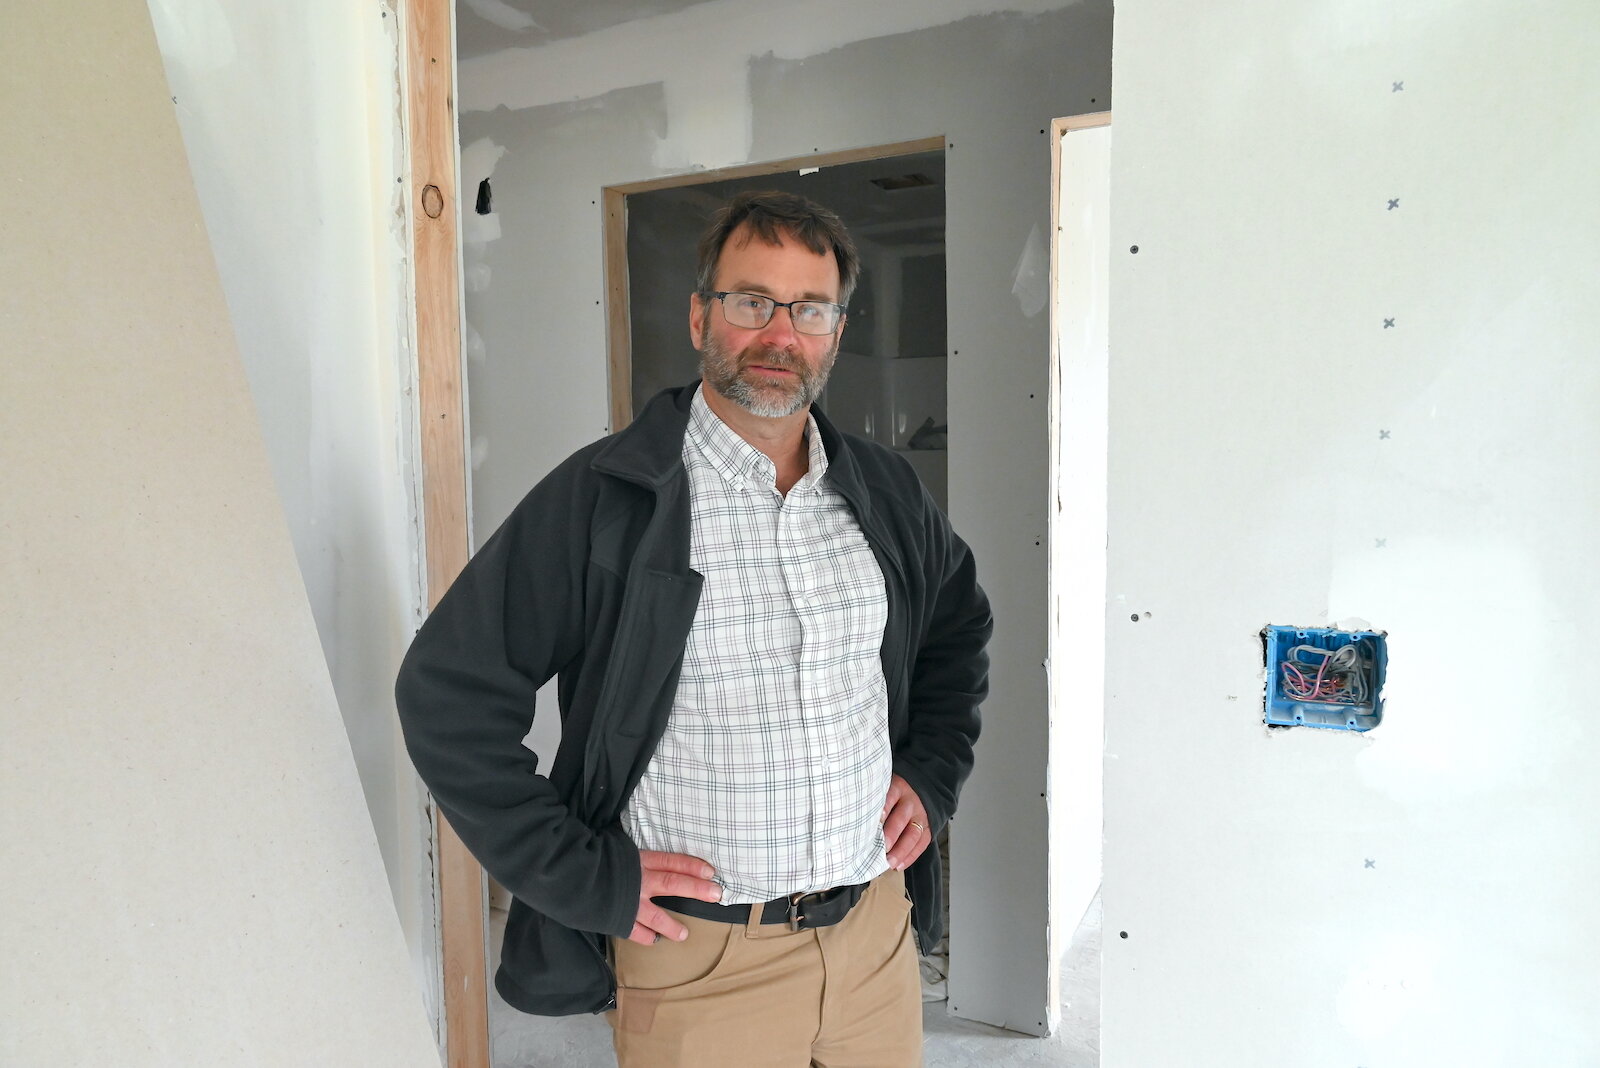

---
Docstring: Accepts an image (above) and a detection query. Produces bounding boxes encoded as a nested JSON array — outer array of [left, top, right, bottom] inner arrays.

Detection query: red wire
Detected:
[[1281, 652, 1359, 703]]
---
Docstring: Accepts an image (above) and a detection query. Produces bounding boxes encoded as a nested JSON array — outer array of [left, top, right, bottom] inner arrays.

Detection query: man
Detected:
[[396, 190, 991, 1067]]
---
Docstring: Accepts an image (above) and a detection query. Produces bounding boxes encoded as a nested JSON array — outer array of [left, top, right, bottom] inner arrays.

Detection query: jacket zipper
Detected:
[[586, 930, 619, 1013], [579, 590, 642, 807], [864, 524, 911, 721]]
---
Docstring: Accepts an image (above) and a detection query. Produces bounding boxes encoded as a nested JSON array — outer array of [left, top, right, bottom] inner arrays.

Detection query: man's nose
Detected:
[[755, 305, 801, 348]]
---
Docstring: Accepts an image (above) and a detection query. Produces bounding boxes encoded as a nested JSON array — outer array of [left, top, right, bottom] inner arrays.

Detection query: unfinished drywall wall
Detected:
[[1104, 1, 1600, 1063], [144, 0, 438, 1022], [0, 2, 439, 1064], [458, 0, 1113, 1034]]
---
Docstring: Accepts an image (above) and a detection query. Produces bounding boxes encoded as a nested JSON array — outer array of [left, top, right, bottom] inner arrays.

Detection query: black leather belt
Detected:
[[656, 883, 869, 932]]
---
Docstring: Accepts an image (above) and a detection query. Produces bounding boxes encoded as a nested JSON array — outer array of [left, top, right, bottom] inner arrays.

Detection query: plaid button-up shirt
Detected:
[[621, 386, 893, 903]]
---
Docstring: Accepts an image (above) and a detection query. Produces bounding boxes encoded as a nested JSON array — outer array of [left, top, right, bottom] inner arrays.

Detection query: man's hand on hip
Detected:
[[881, 774, 931, 871], [630, 850, 722, 945]]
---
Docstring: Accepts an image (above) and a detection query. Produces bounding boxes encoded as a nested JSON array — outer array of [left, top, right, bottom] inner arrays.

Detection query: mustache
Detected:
[[740, 348, 805, 374]]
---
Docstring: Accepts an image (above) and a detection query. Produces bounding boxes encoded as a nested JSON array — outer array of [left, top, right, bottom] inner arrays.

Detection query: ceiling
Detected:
[[455, 0, 722, 61]]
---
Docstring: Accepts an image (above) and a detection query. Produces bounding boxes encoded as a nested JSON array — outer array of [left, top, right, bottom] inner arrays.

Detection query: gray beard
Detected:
[[699, 330, 837, 418]]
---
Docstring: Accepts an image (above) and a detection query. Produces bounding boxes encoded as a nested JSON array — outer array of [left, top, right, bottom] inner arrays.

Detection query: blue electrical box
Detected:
[[1262, 626, 1387, 731]]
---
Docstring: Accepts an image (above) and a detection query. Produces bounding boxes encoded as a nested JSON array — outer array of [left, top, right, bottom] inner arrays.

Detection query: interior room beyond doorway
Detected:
[[622, 149, 951, 513]]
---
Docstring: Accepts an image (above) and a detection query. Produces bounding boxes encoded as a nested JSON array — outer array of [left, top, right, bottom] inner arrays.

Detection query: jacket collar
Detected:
[[589, 382, 696, 489], [591, 381, 872, 524]]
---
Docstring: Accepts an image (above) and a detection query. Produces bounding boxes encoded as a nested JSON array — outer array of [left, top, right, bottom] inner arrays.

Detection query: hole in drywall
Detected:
[[475, 179, 492, 215], [869, 173, 937, 192]]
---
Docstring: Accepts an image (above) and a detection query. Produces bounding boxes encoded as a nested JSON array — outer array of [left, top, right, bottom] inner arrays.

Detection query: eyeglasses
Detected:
[[702, 291, 845, 335]]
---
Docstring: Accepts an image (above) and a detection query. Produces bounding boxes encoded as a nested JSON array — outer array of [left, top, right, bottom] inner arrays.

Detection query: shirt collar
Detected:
[[688, 384, 829, 494]]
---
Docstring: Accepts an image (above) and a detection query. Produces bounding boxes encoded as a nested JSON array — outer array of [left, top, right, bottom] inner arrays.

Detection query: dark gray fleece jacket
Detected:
[[396, 382, 992, 1016]]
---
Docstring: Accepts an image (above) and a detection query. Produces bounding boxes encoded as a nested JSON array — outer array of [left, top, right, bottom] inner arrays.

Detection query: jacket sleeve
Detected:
[[891, 484, 993, 833], [394, 463, 641, 939]]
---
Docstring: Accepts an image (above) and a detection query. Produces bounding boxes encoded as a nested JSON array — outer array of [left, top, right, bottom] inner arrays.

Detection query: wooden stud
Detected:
[[402, 1, 489, 1066], [603, 187, 633, 433]]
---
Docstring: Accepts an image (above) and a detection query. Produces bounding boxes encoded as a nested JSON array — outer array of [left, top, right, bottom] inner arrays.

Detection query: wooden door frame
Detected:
[[401, 1, 489, 1067], [602, 135, 946, 431]]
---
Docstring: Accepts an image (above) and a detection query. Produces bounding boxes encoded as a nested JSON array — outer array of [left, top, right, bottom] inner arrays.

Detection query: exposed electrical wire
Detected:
[[1278, 642, 1373, 705]]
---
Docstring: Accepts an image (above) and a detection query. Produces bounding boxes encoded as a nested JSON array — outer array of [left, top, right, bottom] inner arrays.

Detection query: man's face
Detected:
[[690, 224, 845, 419]]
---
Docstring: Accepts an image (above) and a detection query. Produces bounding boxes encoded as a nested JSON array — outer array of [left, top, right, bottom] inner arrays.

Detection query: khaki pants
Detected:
[[607, 868, 923, 1067]]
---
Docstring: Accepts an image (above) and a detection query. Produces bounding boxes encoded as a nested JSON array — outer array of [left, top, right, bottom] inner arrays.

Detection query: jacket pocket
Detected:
[[495, 903, 615, 1016], [600, 567, 702, 740]]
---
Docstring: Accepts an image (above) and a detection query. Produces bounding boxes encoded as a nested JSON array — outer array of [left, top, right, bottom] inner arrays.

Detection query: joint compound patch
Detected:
[[1011, 223, 1047, 318]]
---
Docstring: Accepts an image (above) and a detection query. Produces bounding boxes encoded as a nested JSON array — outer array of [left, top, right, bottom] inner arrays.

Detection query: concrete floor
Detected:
[[487, 895, 1101, 1067]]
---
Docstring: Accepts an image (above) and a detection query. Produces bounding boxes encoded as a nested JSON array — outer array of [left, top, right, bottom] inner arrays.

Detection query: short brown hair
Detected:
[[694, 190, 861, 306]]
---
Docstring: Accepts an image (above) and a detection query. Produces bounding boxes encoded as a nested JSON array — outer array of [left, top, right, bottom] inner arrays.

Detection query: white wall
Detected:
[[1, 3, 438, 1062], [1105, 1, 1600, 1063], [1049, 120, 1109, 1014], [145, 0, 438, 1026], [457, 0, 1113, 1034]]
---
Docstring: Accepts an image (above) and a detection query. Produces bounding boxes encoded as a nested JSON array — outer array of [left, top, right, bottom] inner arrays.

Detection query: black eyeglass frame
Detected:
[[700, 291, 847, 335]]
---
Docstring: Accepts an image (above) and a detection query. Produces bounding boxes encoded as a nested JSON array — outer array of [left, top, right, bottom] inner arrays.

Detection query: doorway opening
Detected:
[[1047, 111, 1111, 1048]]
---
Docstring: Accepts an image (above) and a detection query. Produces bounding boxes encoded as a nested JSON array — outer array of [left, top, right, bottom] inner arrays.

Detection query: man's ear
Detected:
[[689, 293, 706, 351]]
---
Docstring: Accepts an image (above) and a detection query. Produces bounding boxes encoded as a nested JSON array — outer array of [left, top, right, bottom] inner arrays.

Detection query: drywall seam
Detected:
[[385, 0, 430, 639], [145, 0, 237, 69], [461, 137, 507, 314], [452, 4, 478, 558], [375, 0, 443, 1036], [462, 0, 541, 33], [1012, 222, 1049, 318], [460, 0, 1083, 172], [652, 62, 752, 174], [463, 0, 1079, 110], [388, 0, 445, 1041], [464, 0, 1081, 111], [460, 134, 505, 479]]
